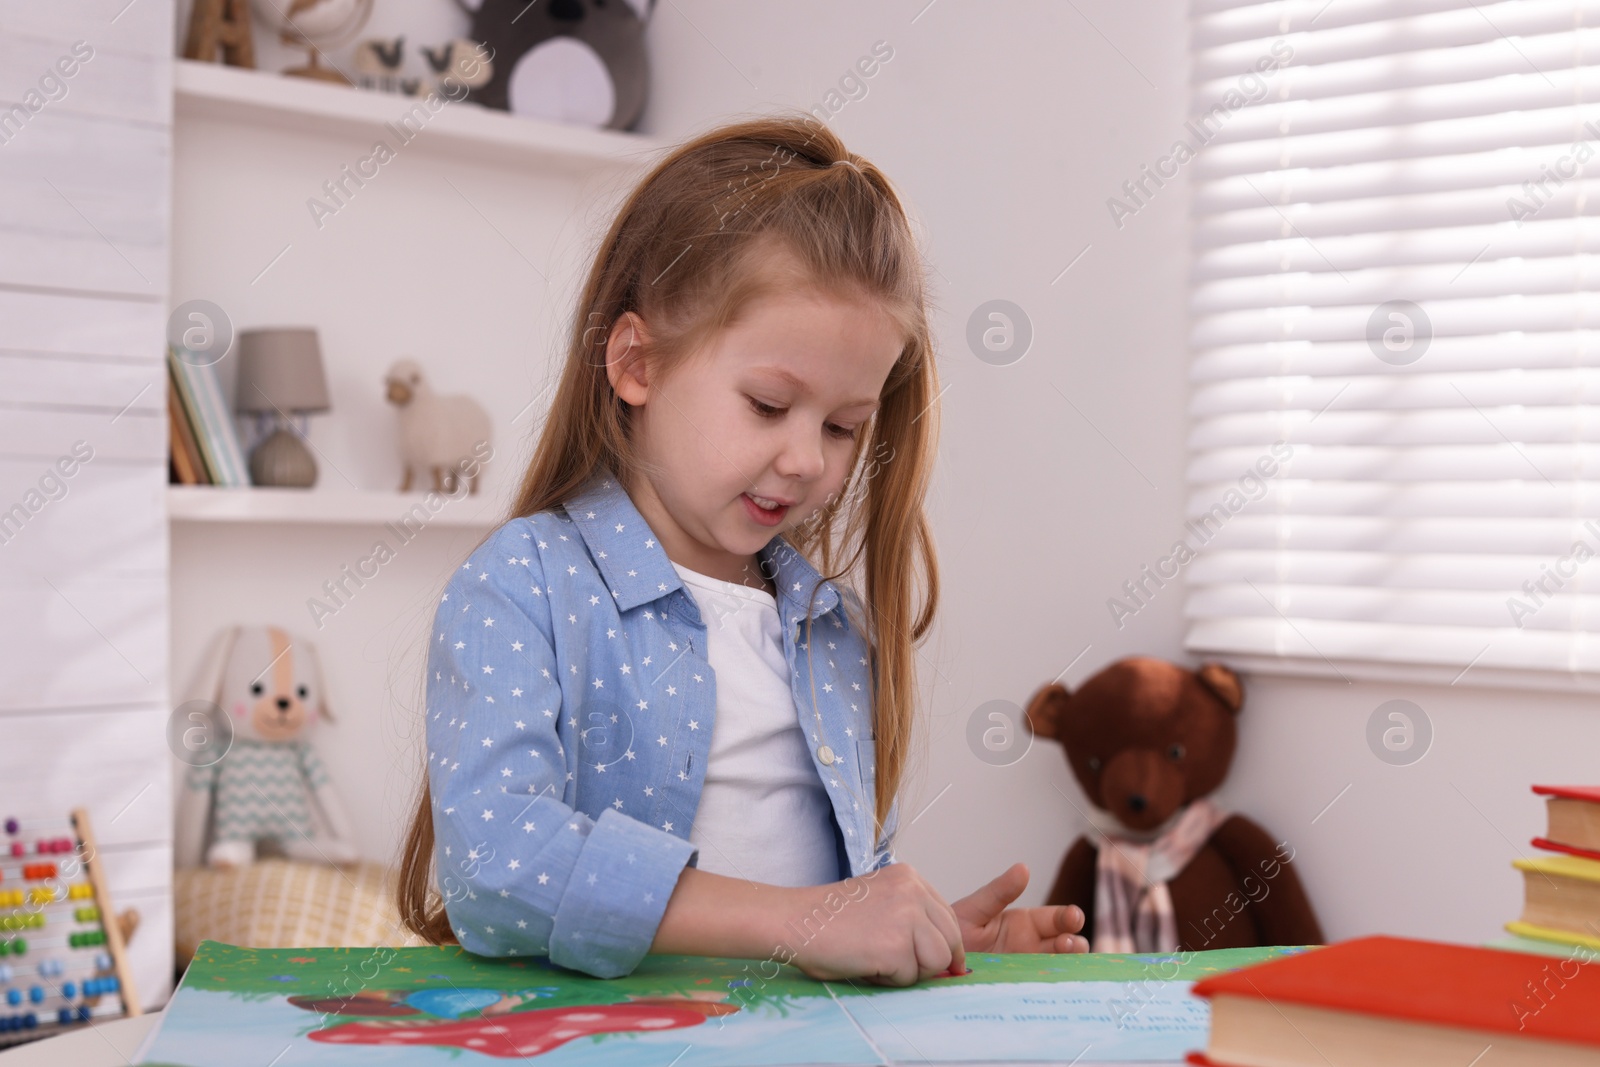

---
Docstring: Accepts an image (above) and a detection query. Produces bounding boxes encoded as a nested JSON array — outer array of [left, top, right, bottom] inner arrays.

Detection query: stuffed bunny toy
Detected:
[[175, 625, 359, 869]]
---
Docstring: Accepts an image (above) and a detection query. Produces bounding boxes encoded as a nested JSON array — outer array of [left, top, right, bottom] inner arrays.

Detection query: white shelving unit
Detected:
[[173, 58, 667, 173], [167, 56, 653, 899], [167, 485, 505, 528]]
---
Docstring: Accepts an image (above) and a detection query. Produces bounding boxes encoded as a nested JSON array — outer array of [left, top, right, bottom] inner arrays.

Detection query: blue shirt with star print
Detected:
[[424, 466, 899, 979]]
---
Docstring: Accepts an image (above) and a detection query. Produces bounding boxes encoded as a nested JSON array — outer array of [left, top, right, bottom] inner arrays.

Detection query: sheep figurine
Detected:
[[384, 359, 492, 494]]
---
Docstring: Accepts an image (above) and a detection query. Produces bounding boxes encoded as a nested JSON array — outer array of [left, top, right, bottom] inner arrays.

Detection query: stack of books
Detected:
[[1187, 935, 1600, 1066], [1509, 784, 1600, 952], [166, 344, 249, 487]]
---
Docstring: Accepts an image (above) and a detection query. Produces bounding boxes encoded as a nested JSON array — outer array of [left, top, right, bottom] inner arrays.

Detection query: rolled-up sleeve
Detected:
[[425, 521, 698, 978]]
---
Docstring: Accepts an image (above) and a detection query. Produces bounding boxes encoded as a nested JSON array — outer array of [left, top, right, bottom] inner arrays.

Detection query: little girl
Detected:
[[397, 115, 1087, 985]]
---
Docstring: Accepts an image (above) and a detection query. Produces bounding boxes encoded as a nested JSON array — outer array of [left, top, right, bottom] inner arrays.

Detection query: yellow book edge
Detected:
[[1505, 919, 1600, 952], [1512, 852, 1600, 884]]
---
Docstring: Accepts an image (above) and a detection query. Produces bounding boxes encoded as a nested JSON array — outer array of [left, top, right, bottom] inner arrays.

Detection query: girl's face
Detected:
[[608, 277, 905, 588]]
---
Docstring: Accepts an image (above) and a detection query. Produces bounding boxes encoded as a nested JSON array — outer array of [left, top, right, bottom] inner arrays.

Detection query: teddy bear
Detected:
[[1025, 657, 1323, 953], [174, 625, 360, 869]]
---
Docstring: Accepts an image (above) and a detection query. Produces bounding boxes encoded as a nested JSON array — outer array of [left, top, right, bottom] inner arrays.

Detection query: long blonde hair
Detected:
[[398, 114, 941, 944]]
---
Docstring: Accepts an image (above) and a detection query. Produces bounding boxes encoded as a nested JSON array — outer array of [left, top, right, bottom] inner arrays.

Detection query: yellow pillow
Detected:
[[174, 859, 427, 965]]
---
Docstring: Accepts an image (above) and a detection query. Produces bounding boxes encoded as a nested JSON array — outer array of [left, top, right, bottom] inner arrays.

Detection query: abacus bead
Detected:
[[11, 939, 23, 956], [95, 953, 110, 970], [0, 965, 10, 982], [5, 989, 18, 1006], [22, 1012, 34, 1029], [57, 1007, 71, 1025], [107, 976, 118, 991], [3, 818, 15, 835], [83, 979, 96, 997], [76, 1005, 89, 1021], [27, 986, 41, 1004], [61, 982, 74, 999]]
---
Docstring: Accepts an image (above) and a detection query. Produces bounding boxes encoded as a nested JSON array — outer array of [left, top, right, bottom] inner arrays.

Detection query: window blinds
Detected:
[[1184, 0, 1600, 686]]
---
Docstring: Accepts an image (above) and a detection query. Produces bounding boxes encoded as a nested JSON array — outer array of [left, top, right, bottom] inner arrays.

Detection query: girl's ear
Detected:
[[605, 311, 653, 406]]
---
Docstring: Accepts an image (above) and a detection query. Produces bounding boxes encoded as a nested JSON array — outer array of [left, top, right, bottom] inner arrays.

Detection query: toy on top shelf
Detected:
[[0, 809, 141, 1049], [458, 0, 654, 130], [258, 0, 375, 85], [182, 0, 255, 68], [352, 36, 495, 99]]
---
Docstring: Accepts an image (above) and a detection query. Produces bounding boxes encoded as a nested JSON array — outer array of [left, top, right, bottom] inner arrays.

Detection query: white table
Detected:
[[0, 1014, 159, 1065]]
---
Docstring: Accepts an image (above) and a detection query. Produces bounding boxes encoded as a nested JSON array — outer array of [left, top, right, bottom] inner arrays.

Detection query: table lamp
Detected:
[[235, 327, 331, 488]]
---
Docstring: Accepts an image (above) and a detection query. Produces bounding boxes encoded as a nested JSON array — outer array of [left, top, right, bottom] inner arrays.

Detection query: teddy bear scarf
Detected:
[[1088, 797, 1231, 954]]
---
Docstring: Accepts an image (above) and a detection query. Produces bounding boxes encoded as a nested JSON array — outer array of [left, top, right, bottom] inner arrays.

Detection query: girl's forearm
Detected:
[[649, 864, 803, 959]]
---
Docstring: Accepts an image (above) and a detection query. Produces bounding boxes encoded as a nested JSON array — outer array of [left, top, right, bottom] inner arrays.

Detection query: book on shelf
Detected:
[[167, 360, 209, 485], [166, 344, 249, 487], [1186, 935, 1600, 1067], [1533, 785, 1600, 862]]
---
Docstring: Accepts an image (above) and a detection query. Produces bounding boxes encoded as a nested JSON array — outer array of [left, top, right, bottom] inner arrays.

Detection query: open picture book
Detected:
[[131, 941, 1305, 1066]]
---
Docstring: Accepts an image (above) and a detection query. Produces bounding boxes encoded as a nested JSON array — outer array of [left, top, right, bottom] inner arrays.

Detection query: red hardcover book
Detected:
[[1188, 935, 1600, 1067], [1534, 837, 1600, 864], [1535, 785, 1600, 804], [1534, 785, 1600, 859]]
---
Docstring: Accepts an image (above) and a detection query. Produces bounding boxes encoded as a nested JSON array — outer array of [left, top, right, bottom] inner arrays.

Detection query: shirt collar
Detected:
[[562, 468, 843, 625]]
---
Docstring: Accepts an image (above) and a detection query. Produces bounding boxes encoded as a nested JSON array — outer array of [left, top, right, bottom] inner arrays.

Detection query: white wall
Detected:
[[0, 0, 176, 1008], [637, 0, 1600, 948]]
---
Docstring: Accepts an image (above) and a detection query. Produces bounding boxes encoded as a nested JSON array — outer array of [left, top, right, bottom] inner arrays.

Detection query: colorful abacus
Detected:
[[0, 809, 139, 1048]]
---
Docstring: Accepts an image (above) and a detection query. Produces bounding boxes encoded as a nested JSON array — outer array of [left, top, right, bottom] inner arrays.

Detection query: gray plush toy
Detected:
[[174, 625, 359, 869], [454, 0, 653, 130]]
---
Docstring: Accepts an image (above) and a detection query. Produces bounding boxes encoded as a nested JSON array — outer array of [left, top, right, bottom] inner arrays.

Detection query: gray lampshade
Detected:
[[236, 328, 331, 414]]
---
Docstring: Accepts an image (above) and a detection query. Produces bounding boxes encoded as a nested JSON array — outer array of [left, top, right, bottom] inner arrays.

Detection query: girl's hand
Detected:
[[786, 863, 966, 987], [951, 862, 1090, 955]]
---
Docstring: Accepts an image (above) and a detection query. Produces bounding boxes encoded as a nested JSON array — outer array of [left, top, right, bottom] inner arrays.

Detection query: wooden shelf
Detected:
[[173, 58, 667, 173], [167, 485, 506, 528]]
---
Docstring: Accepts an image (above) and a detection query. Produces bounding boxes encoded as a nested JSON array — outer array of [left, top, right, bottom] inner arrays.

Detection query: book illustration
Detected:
[[299, 986, 730, 1057], [135, 941, 1307, 1065]]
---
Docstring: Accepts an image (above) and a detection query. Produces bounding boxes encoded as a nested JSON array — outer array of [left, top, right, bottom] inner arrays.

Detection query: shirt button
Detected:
[[818, 745, 835, 765]]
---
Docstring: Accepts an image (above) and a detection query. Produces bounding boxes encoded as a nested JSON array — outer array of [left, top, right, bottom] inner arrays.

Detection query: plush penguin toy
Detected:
[[454, 0, 653, 129]]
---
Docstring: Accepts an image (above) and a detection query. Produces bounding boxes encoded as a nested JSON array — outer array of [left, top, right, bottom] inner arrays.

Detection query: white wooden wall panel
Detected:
[[0, 291, 163, 356], [0, 710, 171, 844], [0, 0, 175, 1008], [0, 352, 163, 407], [0, 1, 170, 53], [0, 409, 164, 461], [0, 581, 169, 708]]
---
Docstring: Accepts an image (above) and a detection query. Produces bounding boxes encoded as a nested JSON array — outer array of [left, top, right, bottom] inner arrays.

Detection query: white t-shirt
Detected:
[[671, 560, 841, 888]]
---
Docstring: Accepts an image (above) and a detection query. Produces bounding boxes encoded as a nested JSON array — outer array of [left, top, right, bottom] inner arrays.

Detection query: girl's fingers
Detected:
[[924, 896, 967, 975], [911, 917, 955, 983]]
